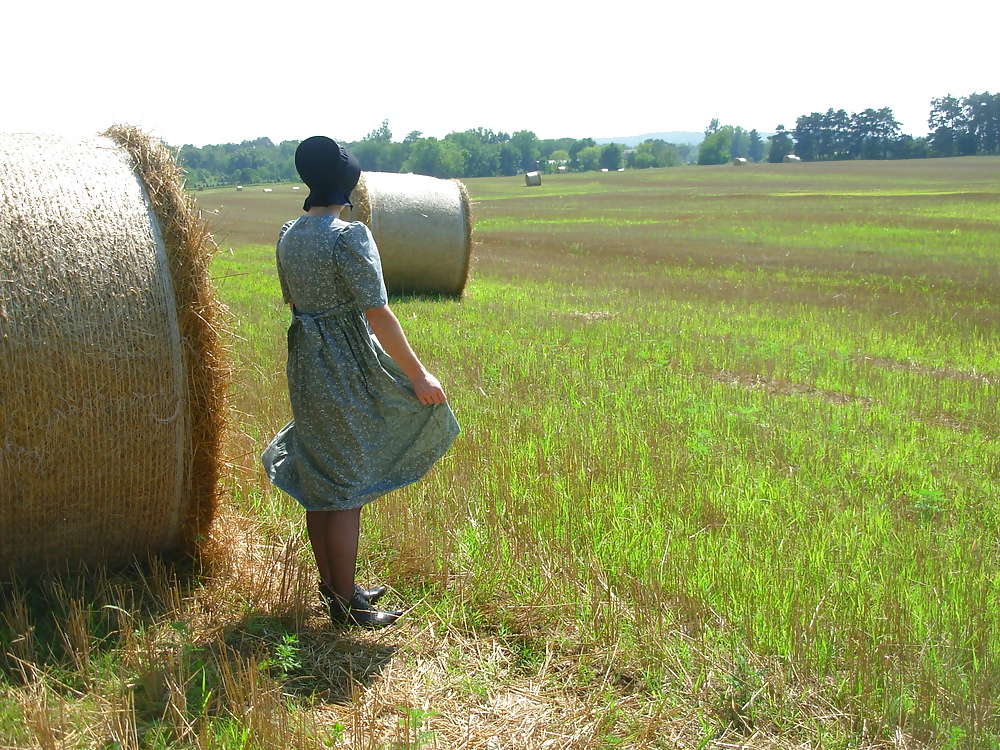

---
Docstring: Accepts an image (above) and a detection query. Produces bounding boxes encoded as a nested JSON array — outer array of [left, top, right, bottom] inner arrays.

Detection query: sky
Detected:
[[2, 0, 996, 148]]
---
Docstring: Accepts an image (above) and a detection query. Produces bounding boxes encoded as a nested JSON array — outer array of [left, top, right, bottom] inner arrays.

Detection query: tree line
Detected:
[[179, 123, 695, 188], [698, 92, 999, 165], [178, 92, 998, 186]]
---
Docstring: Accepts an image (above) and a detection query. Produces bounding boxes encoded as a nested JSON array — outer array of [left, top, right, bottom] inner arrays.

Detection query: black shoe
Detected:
[[330, 592, 403, 629], [319, 581, 388, 606], [355, 583, 388, 604]]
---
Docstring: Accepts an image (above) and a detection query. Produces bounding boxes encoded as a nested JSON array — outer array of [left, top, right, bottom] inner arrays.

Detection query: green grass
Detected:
[[3, 156, 998, 749], [214, 156, 1000, 747]]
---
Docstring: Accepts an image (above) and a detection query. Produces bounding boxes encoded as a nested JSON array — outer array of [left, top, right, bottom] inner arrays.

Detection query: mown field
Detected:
[[2, 157, 998, 749]]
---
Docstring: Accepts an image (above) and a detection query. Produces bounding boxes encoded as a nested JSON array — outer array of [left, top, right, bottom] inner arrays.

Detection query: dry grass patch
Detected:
[[3, 506, 936, 749]]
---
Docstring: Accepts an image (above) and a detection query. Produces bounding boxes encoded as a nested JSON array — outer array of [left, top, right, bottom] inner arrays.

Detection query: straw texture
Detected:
[[345, 172, 473, 297], [0, 127, 227, 576]]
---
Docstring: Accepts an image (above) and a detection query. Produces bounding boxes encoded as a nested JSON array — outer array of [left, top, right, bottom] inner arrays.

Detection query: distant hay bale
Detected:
[[344, 171, 473, 297], [524, 171, 542, 187], [733, 157, 747, 166], [783, 155, 801, 163], [557, 165, 567, 173], [0, 127, 228, 576]]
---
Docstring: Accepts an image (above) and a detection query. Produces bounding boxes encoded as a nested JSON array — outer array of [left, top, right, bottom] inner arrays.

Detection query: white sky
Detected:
[[3, 0, 996, 147]]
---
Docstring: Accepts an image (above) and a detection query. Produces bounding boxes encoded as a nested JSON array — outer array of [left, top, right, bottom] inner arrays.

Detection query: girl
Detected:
[[262, 136, 459, 627]]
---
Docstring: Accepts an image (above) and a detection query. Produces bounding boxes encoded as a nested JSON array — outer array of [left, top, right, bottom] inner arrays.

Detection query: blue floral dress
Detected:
[[261, 216, 460, 511]]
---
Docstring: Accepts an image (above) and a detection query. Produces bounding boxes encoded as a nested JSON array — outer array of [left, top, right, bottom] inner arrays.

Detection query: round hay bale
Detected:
[[344, 172, 473, 297], [732, 157, 747, 166], [524, 171, 542, 187], [783, 154, 802, 163], [0, 127, 228, 576]]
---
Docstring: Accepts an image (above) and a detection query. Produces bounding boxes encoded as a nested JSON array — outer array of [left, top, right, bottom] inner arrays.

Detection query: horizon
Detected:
[[178, 129, 712, 149]]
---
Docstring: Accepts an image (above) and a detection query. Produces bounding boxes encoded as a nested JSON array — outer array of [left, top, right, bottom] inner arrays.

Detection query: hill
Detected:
[[594, 131, 704, 147]]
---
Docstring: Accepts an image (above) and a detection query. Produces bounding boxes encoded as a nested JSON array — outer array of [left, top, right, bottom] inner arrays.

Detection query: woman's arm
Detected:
[[364, 305, 447, 405]]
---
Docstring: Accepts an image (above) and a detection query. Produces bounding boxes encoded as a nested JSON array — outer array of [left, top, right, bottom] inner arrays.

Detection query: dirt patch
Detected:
[[567, 309, 619, 322], [708, 370, 872, 406], [856, 355, 994, 384]]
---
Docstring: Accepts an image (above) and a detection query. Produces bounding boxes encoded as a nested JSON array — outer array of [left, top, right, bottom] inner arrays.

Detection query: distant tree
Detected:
[[351, 120, 396, 171], [445, 130, 500, 178], [569, 138, 596, 169], [379, 142, 409, 173], [705, 118, 721, 135], [204, 145, 228, 173], [793, 113, 822, 160], [576, 145, 603, 171], [967, 92, 1000, 154], [403, 130, 423, 144], [510, 130, 541, 171], [542, 148, 571, 173], [351, 140, 383, 172], [748, 129, 765, 162], [929, 92, 1000, 156], [730, 127, 750, 160], [929, 95, 963, 156], [851, 107, 901, 159], [472, 127, 509, 145], [498, 143, 521, 176], [631, 139, 681, 168], [277, 140, 298, 179], [184, 166, 211, 187], [891, 135, 930, 160], [820, 109, 852, 159], [540, 137, 576, 159], [631, 151, 656, 169], [768, 125, 793, 162], [786, 105, 918, 161], [874, 107, 903, 159], [366, 120, 392, 142], [600, 143, 624, 170], [402, 137, 465, 178], [698, 125, 734, 165], [180, 145, 203, 171], [230, 147, 267, 172]]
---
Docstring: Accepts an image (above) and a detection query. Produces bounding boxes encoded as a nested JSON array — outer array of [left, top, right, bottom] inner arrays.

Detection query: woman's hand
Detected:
[[412, 371, 447, 405], [365, 304, 449, 405]]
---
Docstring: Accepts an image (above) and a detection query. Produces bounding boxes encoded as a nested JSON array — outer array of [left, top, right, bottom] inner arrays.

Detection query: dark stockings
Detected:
[[306, 507, 362, 604]]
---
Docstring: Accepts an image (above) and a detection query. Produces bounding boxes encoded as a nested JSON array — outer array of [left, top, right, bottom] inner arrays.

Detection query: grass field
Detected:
[[3, 157, 999, 749]]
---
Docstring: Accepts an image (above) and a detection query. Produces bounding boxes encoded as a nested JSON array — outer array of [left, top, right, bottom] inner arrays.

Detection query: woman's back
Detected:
[[277, 216, 385, 315]]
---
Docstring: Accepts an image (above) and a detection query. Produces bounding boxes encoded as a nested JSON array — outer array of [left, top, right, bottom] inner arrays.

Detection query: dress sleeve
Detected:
[[276, 220, 296, 304], [335, 221, 389, 309]]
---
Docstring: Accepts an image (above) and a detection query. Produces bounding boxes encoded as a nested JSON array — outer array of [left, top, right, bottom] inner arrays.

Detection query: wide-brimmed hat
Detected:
[[295, 136, 361, 210]]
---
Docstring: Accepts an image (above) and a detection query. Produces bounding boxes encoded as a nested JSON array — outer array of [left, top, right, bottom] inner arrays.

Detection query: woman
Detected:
[[262, 136, 460, 628]]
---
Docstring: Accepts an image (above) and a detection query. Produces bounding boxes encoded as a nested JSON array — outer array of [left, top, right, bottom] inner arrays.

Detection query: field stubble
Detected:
[[2, 157, 998, 749]]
